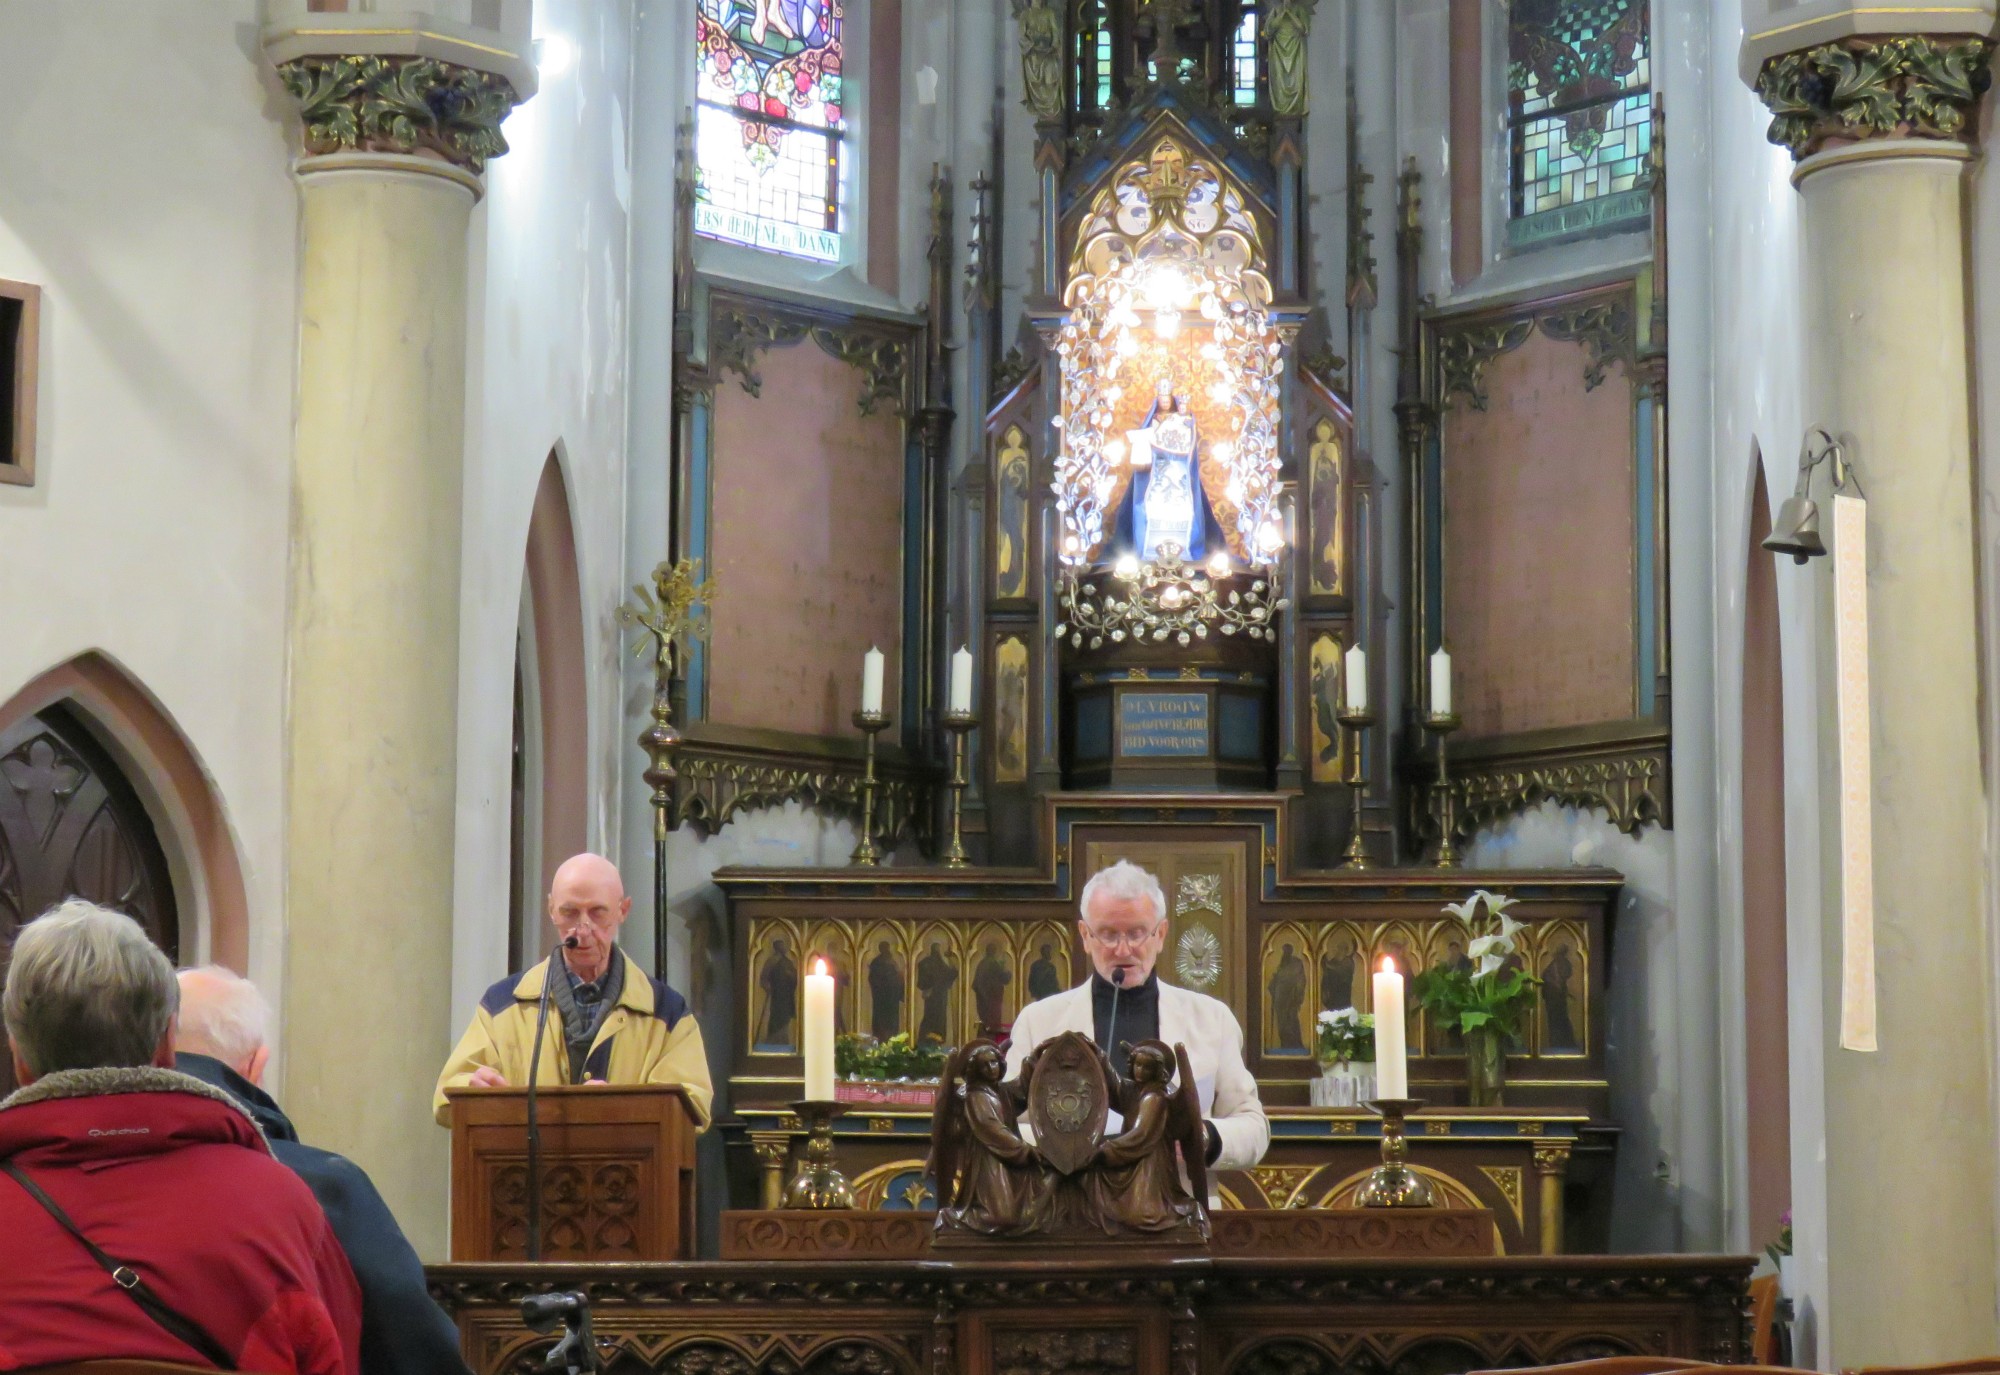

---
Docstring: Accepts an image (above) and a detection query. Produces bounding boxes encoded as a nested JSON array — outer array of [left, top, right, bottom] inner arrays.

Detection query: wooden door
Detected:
[[0, 705, 179, 1092]]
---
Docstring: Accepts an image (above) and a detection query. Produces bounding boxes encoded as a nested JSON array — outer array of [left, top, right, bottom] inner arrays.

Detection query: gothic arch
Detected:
[[520, 446, 590, 912], [0, 650, 248, 970]]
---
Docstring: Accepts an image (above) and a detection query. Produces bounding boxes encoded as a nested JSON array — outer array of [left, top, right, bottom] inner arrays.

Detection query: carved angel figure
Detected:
[[927, 1041, 1049, 1236], [1085, 1040, 1209, 1235]]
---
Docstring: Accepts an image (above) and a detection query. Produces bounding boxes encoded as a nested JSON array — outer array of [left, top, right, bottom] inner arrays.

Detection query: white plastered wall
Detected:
[[451, 0, 640, 1029], [0, 2, 296, 1023]]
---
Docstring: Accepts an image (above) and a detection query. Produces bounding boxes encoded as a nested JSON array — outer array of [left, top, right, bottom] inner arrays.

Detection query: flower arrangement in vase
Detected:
[[1411, 889, 1540, 1107], [1311, 1007, 1376, 1107]]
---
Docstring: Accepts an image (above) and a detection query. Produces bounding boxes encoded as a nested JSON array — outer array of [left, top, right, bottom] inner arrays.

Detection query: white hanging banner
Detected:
[[1832, 492, 1878, 1051]]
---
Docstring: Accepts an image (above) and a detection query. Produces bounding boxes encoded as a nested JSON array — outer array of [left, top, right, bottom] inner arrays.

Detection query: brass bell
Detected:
[[1762, 494, 1825, 564]]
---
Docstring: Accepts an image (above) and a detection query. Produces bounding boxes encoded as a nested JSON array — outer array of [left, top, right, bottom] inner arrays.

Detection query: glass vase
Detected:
[[1464, 1026, 1506, 1107]]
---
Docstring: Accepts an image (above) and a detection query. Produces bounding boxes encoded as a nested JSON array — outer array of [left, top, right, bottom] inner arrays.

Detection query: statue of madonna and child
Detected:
[[1110, 377, 1231, 566]]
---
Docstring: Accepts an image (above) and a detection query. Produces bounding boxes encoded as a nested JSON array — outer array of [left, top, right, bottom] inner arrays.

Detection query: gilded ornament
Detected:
[[1449, 735, 1669, 839], [709, 300, 909, 418], [1175, 926, 1223, 990], [1436, 319, 1533, 412], [1538, 298, 1636, 391], [1754, 35, 1994, 160], [1175, 871, 1224, 917], [278, 55, 521, 173]]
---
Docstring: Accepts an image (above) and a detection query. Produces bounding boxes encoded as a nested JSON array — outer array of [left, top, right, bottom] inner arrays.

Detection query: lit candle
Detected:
[[1343, 643, 1368, 713], [950, 646, 974, 715], [1430, 646, 1453, 717], [861, 646, 885, 715], [804, 957, 836, 1101], [1373, 956, 1408, 1099]]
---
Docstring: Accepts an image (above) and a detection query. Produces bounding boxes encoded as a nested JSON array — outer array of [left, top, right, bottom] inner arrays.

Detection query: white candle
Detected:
[[949, 645, 974, 714], [861, 646, 885, 715], [1343, 643, 1368, 713], [1430, 646, 1453, 717], [804, 957, 836, 1101], [1373, 956, 1408, 1099]]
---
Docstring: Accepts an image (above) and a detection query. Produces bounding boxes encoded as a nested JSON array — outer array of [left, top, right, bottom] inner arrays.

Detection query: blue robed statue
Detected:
[[1112, 378, 1229, 563]]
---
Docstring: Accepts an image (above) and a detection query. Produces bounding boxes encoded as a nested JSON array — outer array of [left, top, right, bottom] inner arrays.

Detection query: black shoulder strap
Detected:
[[2, 1159, 239, 1370]]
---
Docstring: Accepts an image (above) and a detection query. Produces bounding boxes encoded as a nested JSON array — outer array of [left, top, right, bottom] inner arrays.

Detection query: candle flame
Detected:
[[813, 957, 829, 977], [1380, 956, 1397, 974]]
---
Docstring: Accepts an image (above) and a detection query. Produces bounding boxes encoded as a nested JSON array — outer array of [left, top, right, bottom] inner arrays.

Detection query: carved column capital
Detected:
[[1752, 34, 1994, 161], [275, 55, 526, 177], [1532, 1142, 1573, 1176]]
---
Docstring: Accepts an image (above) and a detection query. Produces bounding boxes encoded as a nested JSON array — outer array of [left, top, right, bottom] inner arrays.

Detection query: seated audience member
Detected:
[[177, 964, 472, 1375], [0, 900, 361, 1375]]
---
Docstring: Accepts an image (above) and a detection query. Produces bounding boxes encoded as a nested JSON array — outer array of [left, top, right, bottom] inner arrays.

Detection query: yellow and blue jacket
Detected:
[[433, 949, 713, 1128]]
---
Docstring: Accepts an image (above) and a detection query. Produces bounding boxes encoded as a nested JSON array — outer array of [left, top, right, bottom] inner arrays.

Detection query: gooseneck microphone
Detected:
[[526, 933, 582, 1261], [1104, 965, 1127, 1074]]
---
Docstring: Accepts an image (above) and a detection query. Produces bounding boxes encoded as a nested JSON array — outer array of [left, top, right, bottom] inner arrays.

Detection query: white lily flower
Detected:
[[1467, 933, 1500, 960], [1442, 896, 1479, 926], [1477, 952, 1504, 979], [1484, 892, 1518, 917], [1497, 912, 1526, 943]]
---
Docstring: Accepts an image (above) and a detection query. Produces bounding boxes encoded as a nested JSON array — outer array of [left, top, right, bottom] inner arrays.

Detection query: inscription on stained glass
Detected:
[[1507, 0, 1652, 246]]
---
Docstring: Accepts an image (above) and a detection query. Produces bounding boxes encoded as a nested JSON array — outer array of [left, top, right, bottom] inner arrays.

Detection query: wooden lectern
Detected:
[[444, 1084, 698, 1263]]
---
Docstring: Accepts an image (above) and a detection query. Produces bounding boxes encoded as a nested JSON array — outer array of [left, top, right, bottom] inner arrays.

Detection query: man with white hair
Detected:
[[1004, 859, 1268, 1171], [177, 965, 472, 1375], [0, 900, 360, 1374]]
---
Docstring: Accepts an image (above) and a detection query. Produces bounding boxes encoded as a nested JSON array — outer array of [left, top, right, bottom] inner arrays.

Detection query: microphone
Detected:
[[1104, 966, 1126, 1075], [526, 935, 577, 1261]]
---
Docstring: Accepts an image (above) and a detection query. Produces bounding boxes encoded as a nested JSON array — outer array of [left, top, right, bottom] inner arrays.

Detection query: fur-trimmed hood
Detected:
[[0, 1063, 272, 1164]]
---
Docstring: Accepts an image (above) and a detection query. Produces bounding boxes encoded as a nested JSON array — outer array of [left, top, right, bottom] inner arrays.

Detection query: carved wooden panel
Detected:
[[487, 1158, 643, 1260], [0, 707, 178, 1094]]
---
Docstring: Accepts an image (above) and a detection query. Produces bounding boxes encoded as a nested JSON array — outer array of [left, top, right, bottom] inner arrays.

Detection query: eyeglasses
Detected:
[[1082, 924, 1163, 952]]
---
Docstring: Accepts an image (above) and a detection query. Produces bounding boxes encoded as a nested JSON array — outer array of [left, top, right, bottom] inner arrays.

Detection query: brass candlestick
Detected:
[[782, 1100, 856, 1209], [1355, 1097, 1437, 1207], [941, 708, 976, 868], [850, 709, 891, 866], [1424, 711, 1463, 869], [1337, 706, 1376, 869]]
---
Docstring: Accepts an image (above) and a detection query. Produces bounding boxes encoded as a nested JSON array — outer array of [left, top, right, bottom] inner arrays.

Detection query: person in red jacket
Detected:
[[0, 899, 362, 1375]]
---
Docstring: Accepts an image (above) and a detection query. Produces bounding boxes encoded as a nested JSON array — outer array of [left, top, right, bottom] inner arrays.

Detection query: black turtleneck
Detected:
[[1091, 969, 1160, 1076]]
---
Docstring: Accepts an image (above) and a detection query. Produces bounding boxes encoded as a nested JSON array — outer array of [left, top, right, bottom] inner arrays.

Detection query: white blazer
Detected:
[[1002, 977, 1270, 1171]]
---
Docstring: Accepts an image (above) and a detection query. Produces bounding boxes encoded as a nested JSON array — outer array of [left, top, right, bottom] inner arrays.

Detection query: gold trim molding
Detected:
[[672, 724, 935, 853], [708, 293, 914, 419], [1449, 720, 1671, 838]]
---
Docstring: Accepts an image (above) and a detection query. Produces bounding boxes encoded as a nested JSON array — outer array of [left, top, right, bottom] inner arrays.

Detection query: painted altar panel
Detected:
[[992, 423, 1033, 602], [1306, 632, 1350, 784], [708, 341, 905, 734], [1306, 415, 1346, 598], [1439, 327, 1636, 737]]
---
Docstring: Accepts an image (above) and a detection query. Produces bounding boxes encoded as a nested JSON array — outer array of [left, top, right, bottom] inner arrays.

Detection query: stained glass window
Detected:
[[1073, 0, 1112, 116], [1232, 6, 1260, 106], [695, 0, 845, 263], [1507, 0, 1652, 247]]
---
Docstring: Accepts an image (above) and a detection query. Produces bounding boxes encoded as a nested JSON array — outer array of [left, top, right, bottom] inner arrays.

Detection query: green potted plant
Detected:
[[1411, 889, 1540, 1106], [1312, 1008, 1376, 1106], [833, 1032, 949, 1107]]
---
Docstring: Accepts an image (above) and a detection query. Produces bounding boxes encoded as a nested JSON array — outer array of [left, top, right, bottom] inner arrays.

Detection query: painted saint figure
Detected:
[[1543, 940, 1580, 1050], [1267, 943, 1307, 1052], [1319, 934, 1356, 1014], [917, 940, 958, 1045], [1027, 942, 1063, 1003], [973, 941, 1013, 1031], [758, 938, 799, 1049], [868, 940, 904, 1043], [1112, 379, 1228, 563]]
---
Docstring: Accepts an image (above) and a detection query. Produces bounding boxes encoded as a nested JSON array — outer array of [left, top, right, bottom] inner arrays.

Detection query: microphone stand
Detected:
[[526, 934, 579, 1262], [1103, 966, 1126, 1076]]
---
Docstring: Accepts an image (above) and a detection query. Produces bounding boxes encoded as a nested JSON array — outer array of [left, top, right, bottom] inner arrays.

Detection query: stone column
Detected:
[[263, 8, 532, 1257], [1745, 6, 1999, 1363]]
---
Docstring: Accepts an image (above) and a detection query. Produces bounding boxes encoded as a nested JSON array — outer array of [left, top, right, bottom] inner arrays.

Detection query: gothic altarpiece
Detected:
[[677, 0, 1660, 1259]]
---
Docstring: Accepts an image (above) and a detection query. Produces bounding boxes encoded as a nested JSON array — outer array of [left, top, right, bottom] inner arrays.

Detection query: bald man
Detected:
[[433, 853, 713, 1127]]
